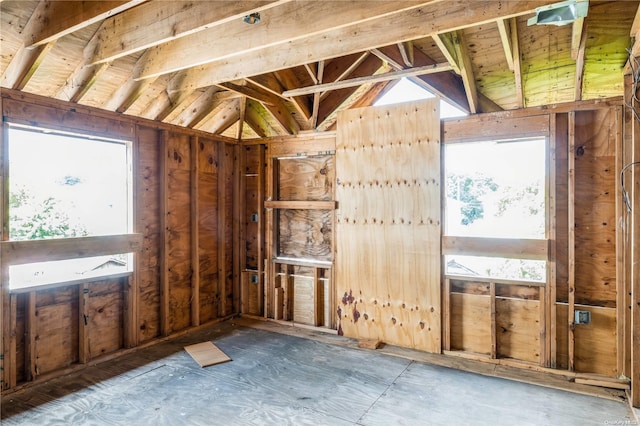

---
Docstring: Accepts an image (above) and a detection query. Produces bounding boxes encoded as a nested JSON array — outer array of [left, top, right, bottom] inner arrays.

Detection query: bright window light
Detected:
[[8, 125, 133, 289], [374, 78, 467, 119]]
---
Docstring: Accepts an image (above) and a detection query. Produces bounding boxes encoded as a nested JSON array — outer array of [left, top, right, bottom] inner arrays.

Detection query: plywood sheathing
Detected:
[[336, 100, 441, 352]]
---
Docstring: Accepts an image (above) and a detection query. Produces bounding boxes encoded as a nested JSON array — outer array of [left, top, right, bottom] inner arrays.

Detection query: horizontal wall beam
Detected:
[[264, 200, 336, 210], [1, 234, 143, 266]]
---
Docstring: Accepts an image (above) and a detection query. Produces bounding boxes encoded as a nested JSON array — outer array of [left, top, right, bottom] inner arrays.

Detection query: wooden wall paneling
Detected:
[[239, 147, 249, 314], [191, 136, 200, 327], [443, 114, 550, 144], [79, 283, 89, 364], [278, 209, 333, 262], [622, 84, 633, 379], [217, 142, 226, 318], [265, 153, 277, 319], [555, 114, 569, 305], [547, 114, 558, 368], [136, 125, 161, 343], [277, 155, 334, 201], [496, 298, 541, 364], [34, 286, 79, 376], [87, 279, 124, 359], [449, 293, 491, 355], [198, 139, 219, 323], [313, 267, 321, 326], [166, 131, 193, 333], [573, 109, 618, 308], [336, 101, 441, 353], [568, 111, 576, 372]]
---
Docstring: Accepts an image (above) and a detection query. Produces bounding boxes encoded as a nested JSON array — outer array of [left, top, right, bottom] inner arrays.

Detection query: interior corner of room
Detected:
[[1, 0, 640, 422]]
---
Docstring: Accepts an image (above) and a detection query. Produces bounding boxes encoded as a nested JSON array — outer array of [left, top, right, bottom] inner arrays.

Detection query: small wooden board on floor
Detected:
[[184, 342, 231, 367]]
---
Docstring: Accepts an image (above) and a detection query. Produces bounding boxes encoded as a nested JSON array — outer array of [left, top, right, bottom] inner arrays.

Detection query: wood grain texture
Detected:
[[336, 100, 441, 352], [496, 298, 541, 363], [450, 293, 491, 355], [278, 209, 333, 262]]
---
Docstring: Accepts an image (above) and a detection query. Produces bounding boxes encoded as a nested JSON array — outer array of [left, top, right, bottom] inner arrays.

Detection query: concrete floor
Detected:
[[1, 320, 636, 425]]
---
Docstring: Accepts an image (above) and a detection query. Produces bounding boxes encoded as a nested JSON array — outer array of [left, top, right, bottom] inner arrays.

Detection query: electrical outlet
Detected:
[[251, 213, 259, 223], [251, 274, 259, 284], [574, 310, 591, 325]]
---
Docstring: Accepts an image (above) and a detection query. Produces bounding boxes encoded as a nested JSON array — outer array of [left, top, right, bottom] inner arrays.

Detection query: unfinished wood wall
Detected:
[[335, 101, 442, 352], [442, 103, 623, 377], [0, 90, 237, 390]]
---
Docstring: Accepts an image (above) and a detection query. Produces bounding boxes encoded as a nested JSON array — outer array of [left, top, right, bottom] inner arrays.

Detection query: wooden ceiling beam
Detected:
[[571, 17, 586, 60], [24, 0, 145, 48], [196, 98, 241, 134], [283, 63, 452, 97], [317, 57, 389, 128], [167, 0, 555, 93], [574, 21, 588, 101], [311, 61, 325, 128], [1, 42, 55, 90], [496, 19, 515, 71], [89, 1, 287, 64], [434, 31, 477, 113], [398, 41, 414, 67], [216, 81, 280, 106], [371, 48, 405, 71], [376, 44, 471, 113], [432, 33, 461, 74], [136, 1, 432, 81], [57, 32, 110, 103], [244, 99, 278, 138], [237, 97, 247, 140], [511, 17, 524, 109], [185, 89, 243, 129], [274, 69, 313, 121]]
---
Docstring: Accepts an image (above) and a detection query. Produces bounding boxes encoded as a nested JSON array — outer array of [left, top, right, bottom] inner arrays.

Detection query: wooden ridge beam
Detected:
[[136, 1, 434, 81], [168, 0, 556, 93], [282, 63, 452, 97], [90, 1, 288, 64]]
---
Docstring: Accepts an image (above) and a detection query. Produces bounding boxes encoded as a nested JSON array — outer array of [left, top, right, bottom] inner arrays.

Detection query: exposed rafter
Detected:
[[497, 19, 515, 71], [511, 17, 524, 109], [135, 1, 434, 81], [435, 31, 478, 113], [167, 1, 554, 94], [90, 1, 288, 64], [311, 61, 325, 128], [283, 63, 452, 97], [574, 22, 588, 101]]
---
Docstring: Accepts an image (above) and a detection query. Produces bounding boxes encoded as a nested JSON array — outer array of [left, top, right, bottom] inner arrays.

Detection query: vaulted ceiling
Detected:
[[1, 1, 638, 140]]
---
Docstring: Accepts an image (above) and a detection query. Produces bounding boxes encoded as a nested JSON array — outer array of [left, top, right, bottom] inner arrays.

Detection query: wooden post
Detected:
[[125, 129, 139, 348], [79, 283, 90, 364], [539, 286, 546, 367], [257, 145, 266, 316], [313, 267, 322, 326], [547, 114, 558, 368], [630, 71, 640, 408], [8, 293, 17, 388], [233, 144, 242, 315], [191, 136, 200, 326], [1, 111, 13, 390], [568, 111, 576, 372], [217, 144, 227, 318], [25, 291, 37, 381], [238, 148, 247, 314], [264, 153, 276, 318], [490, 282, 497, 359], [159, 130, 170, 336], [614, 106, 625, 377], [443, 277, 451, 352]]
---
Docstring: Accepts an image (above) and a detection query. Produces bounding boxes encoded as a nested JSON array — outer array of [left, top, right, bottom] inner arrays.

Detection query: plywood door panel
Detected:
[[496, 298, 541, 363], [336, 100, 441, 353]]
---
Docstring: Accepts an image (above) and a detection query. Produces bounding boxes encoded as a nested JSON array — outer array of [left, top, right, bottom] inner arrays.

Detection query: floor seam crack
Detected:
[[355, 360, 413, 425]]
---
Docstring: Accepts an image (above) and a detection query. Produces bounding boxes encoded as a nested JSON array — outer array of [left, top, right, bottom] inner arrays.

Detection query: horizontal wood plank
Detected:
[[2, 234, 143, 266], [264, 200, 336, 210], [442, 236, 548, 260]]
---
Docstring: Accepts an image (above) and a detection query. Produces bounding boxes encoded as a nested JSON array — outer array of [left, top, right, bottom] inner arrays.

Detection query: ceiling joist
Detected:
[[89, 1, 288, 64], [136, 1, 432, 81], [511, 17, 524, 109], [497, 19, 515, 71], [168, 0, 553, 94], [282, 63, 452, 97], [435, 31, 478, 113]]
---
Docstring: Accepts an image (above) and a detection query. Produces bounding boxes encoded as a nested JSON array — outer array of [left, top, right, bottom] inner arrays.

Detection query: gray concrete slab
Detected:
[[1, 322, 635, 425]]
